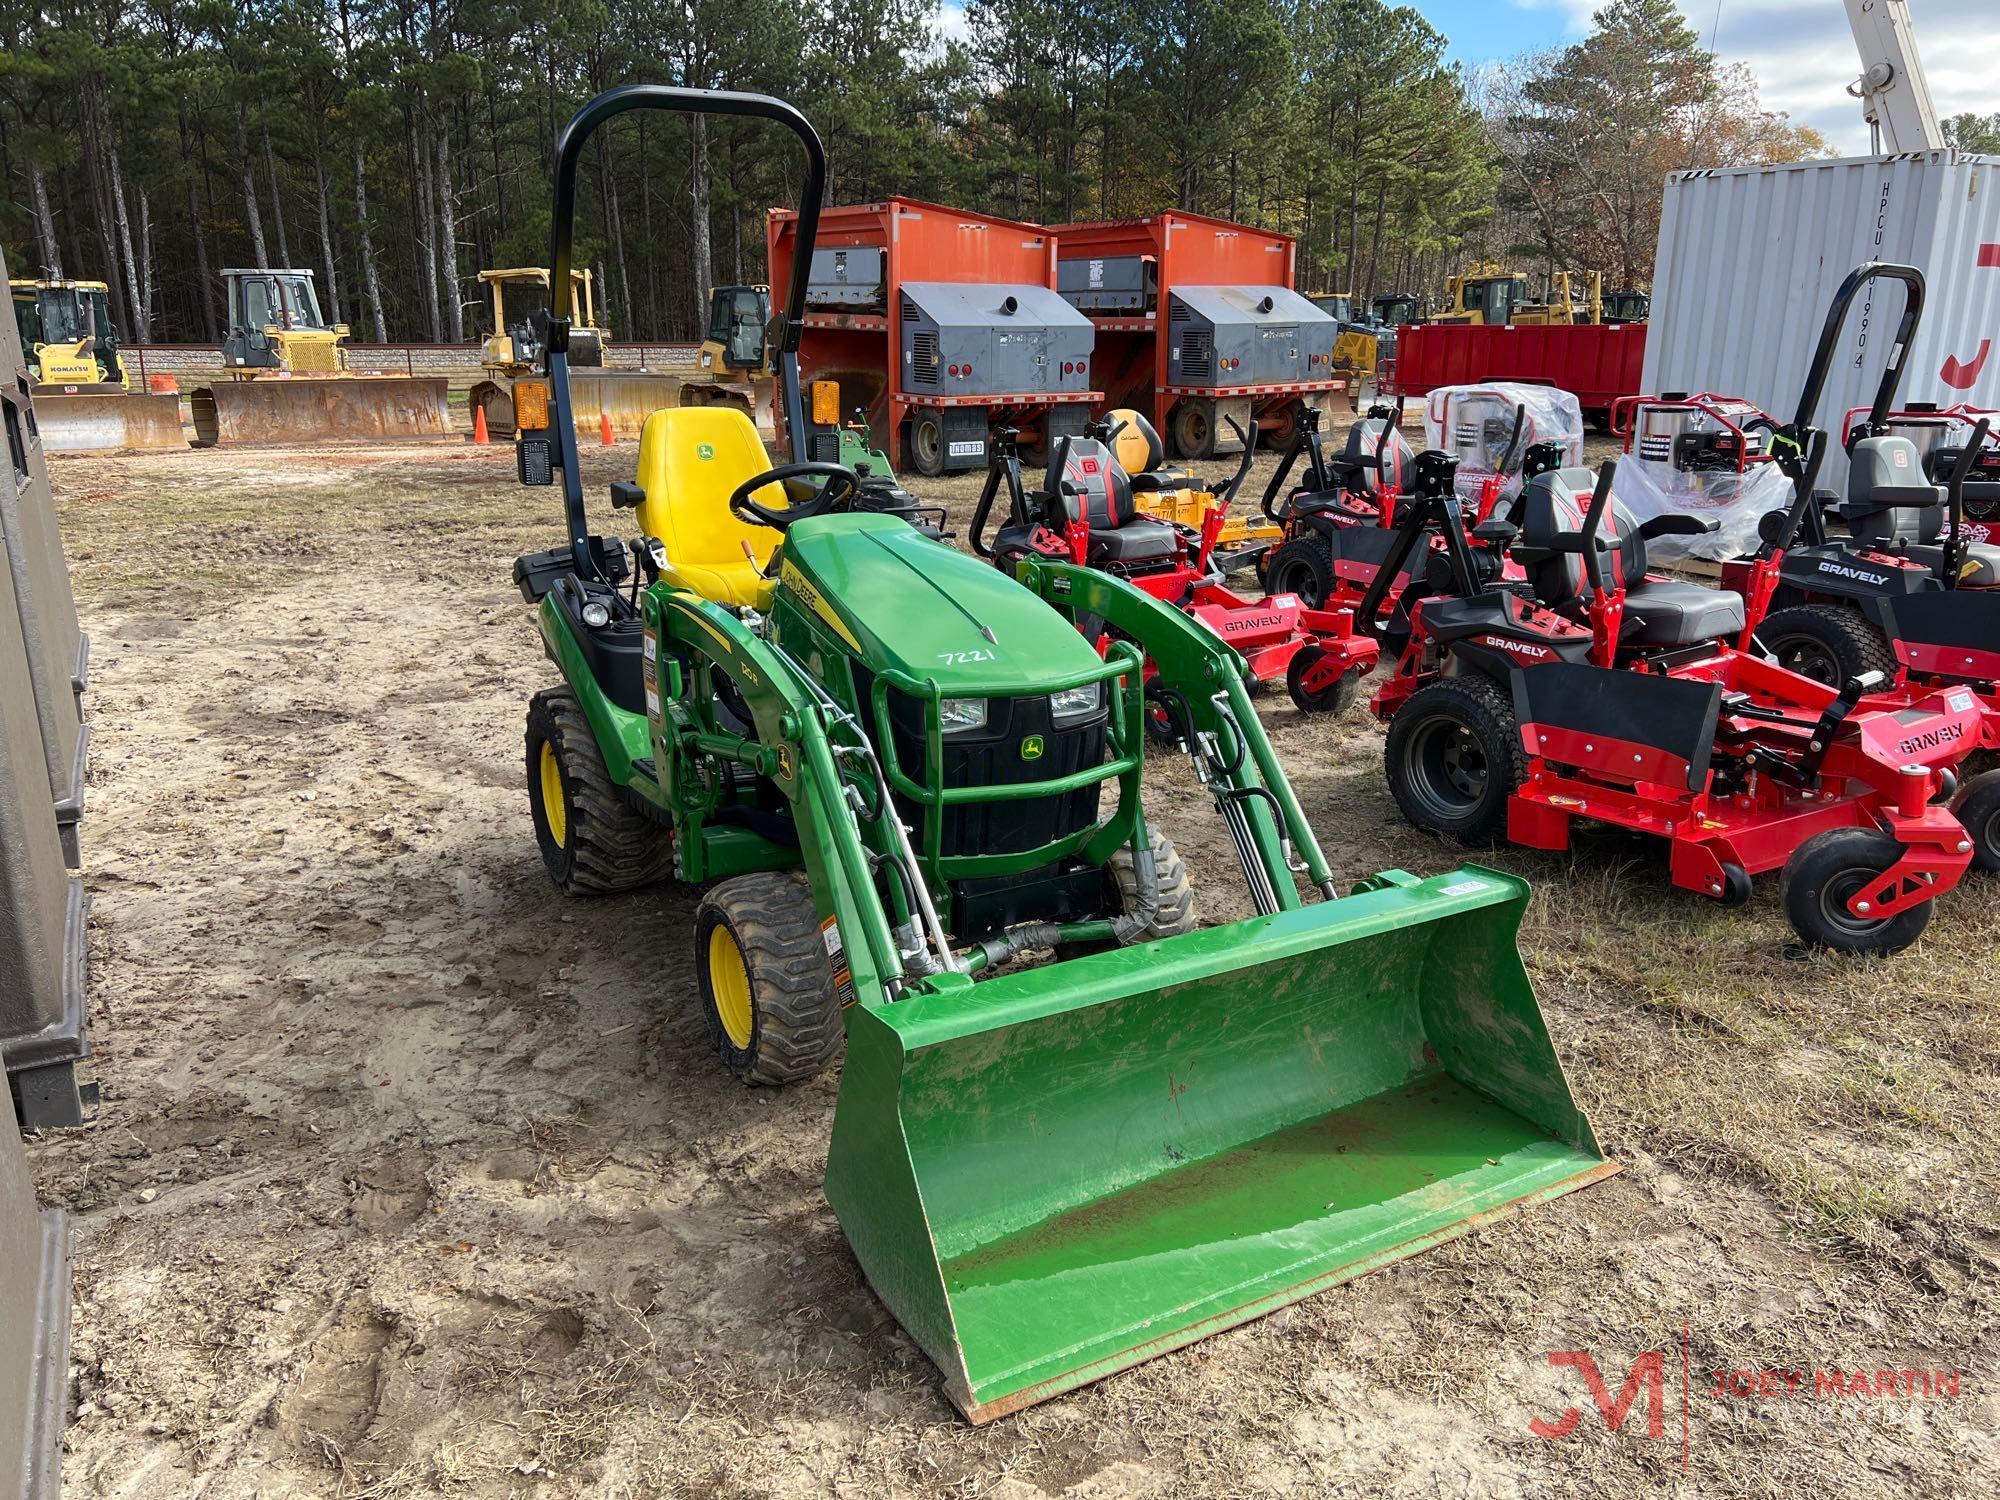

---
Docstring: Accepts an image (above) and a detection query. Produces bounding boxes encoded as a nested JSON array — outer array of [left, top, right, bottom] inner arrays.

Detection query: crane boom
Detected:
[[1844, 0, 1945, 153]]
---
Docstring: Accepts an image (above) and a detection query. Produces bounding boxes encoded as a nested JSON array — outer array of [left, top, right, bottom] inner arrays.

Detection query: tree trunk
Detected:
[[312, 148, 342, 325], [235, 103, 268, 264], [639, 115, 658, 337], [27, 159, 61, 278], [79, 86, 131, 336], [353, 143, 389, 342], [690, 113, 713, 326], [263, 126, 293, 268], [178, 107, 217, 341], [436, 123, 462, 342], [408, 107, 441, 340], [110, 148, 149, 340]]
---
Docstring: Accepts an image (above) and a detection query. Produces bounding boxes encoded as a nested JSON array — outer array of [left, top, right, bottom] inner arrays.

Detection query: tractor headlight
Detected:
[[581, 601, 611, 628], [938, 697, 989, 734], [1049, 682, 1102, 724]]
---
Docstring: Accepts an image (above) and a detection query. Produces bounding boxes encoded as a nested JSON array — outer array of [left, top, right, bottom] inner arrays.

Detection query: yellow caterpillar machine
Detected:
[[1511, 271, 1604, 326], [677, 283, 777, 435], [1433, 262, 1530, 326], [188, 268, 452, 447], [9, 278, 183, 451], [468, 267, 679, 440]]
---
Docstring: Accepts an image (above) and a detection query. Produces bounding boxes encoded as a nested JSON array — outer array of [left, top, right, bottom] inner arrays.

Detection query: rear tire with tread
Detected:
[[1266, 534, 1336, 609], [526, 687, 674, 895], [1758, 603, 1895, 687], [695, 872, 845, 1085], [1951, 769, 2000, 873], [1384, 676, 1525, 844]]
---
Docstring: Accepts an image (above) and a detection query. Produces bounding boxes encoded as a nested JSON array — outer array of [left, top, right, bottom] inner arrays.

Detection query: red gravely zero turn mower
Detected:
[[1352, 445, 1987, 953], [970, 415, 1378, 732]]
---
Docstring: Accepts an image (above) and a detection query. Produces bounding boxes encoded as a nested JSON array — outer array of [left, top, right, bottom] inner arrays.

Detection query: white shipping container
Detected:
[[1642, 151, 2000, 492]]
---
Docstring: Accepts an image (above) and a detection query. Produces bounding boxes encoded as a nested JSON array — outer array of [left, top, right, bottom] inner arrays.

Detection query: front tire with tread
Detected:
[[1780, 828, 1932, 955], [1951, 769, 2000, 873], [695, 872, 845, 1085]]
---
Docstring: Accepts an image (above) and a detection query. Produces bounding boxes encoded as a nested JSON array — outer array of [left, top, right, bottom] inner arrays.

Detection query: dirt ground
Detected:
[[22, 432, 2000, 1498]]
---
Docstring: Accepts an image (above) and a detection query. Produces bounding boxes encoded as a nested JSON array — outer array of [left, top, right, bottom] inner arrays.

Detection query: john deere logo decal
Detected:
[[696, 442, 715, 460], [1021, 735, 1045, 761]]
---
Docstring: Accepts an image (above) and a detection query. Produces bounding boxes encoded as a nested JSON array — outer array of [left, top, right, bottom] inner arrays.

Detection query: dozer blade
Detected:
[[30, 390, 185, 452], [189, 377, 453, 447], [568, 371, 682, 440], [826, 866, 1614, 1423]]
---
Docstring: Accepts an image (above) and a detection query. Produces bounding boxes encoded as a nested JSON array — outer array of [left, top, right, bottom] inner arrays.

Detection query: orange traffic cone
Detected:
[[472, 402, 490, 445], [600, 410, 616, 447]]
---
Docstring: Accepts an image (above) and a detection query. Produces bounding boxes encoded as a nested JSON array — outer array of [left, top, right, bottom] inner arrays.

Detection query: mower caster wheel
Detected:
[[1951, 769, 2000, 873], [1713, 863, 1753, 907], [527, 686, 675, 894], [696, 871, 845, 1085], [1287, 645, 1361, 715], [1757, 604, 1895, 688], [1384, 677, 1525, 843], [1265, 535, 1336, 610], [1780, 829, 1932, 956]]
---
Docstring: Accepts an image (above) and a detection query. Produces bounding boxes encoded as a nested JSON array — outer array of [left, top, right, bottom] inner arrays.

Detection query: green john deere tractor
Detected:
[[511, 84, 1616, 1424]]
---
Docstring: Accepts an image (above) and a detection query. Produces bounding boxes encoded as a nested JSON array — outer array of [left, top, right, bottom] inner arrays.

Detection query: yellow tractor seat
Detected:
[[632, 407, 789, 608], [1107, 407, 1195, 494]]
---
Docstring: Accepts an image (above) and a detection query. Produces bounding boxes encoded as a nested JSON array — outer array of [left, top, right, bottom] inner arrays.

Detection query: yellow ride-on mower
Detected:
[[510, 83, 1615, 1423], [1105, 405, 1282, 568]]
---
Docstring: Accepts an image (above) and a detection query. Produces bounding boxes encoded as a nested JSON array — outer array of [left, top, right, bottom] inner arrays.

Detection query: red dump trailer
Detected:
[[1048, 212, 1349, 459], [1381, 322, 1648, 429], [768, 198, 1100, 475]]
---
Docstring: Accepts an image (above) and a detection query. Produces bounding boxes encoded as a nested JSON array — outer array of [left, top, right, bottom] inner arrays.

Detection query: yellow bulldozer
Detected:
[[468, 267, 679, 441], [10, 277, 183, 451], [189, 268, 452, 447], [1511, 270, 1603, 326], [678, 283, 777, 435], [1433, 262, 1530, 326]]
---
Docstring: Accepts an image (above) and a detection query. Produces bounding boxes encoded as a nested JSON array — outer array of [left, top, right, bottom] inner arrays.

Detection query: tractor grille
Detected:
[[874, 685, 1107, 862], [281, 337, 342, 374]]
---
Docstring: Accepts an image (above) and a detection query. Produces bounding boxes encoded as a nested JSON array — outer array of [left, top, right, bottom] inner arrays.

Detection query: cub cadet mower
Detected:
[[1103, 405, 1283, 565], [1355, 447, 1985, 954], [967, 414, 1377, 721], [511, 84, 1614, 1423]]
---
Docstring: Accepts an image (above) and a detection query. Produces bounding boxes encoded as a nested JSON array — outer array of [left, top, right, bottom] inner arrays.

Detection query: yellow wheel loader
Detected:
[[188, 268, 451, 447], [10, 278, 183, 451], [468, 267, 679, 441]]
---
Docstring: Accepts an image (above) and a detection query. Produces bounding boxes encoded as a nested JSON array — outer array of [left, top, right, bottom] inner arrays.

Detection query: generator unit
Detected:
[[1057, 255, 1156, 313], [898, 282, 1094, 402], [1165, 286, 1337, 390], [805, 247, 886, 312]]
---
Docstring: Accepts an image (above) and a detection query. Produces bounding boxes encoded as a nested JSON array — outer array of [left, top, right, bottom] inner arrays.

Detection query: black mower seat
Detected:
[[1107, 408, 1195, 493], [1050, 434, 1182, 566], [1518, 466, 1746, 648], [1621, 579, 1747, 647]]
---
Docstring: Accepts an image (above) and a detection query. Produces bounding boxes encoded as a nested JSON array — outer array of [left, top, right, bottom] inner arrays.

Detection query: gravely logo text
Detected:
[[1478, 634, 1554, 660]]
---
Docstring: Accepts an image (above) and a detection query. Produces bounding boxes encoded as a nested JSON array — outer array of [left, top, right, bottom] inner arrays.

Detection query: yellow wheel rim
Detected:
[[539, 741, 568, 848], [707, 925, 755, 1049]]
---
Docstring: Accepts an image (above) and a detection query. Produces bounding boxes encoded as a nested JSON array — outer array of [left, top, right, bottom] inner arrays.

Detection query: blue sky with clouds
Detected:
[[939, 1, 1997, 156]]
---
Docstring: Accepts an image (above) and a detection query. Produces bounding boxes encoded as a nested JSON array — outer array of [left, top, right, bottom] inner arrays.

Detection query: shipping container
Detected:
[[1048, 213, 1347, 460], [1381, 323, 1647, 428], [1642, 150, 2000, 491], [768, 198, 1097, 475]]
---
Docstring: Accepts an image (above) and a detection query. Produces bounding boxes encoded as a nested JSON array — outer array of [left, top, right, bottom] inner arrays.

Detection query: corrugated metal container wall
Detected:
[[1642, 152, 2000, 490]]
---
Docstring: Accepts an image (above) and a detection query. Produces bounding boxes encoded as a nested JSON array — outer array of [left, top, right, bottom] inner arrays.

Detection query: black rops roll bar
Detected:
[[545, 86, 827, 580], [1790, 262, 1925, 440]]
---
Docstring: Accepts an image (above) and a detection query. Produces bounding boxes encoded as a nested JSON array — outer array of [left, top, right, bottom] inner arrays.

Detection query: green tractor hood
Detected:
[[780, 515, 1103, 688]]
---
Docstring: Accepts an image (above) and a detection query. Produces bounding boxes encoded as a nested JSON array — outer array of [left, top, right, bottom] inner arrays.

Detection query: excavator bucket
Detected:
[[30, 390, 185, 453], [826, 867, 1614, 1423], [188, 377, 453, 447]]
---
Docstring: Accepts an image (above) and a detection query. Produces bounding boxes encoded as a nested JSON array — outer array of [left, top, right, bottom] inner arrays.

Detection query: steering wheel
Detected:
[[729, 462, 861, 531]]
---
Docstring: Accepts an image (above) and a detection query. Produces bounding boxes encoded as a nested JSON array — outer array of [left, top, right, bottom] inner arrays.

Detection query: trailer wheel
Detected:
[[909, 409, 947, 476], [1384, 677, 1524, 843], [1757, 604, 1894, 687], [1781, 828, 1932, 956], [696, 871, 845, 1085], [526, 687, 675, 895], [1266, 535, 1336, 609], [1951, 769, 2000, 873], [1171, 400, 1216, 460], [1258, 400, 1303, 449]]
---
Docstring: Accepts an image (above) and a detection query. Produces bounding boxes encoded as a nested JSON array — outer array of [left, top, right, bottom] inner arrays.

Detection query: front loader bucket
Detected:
[[31, 391, 184, 452], [826, 867, 1614, 1422], [189, 376, 452, 447]]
